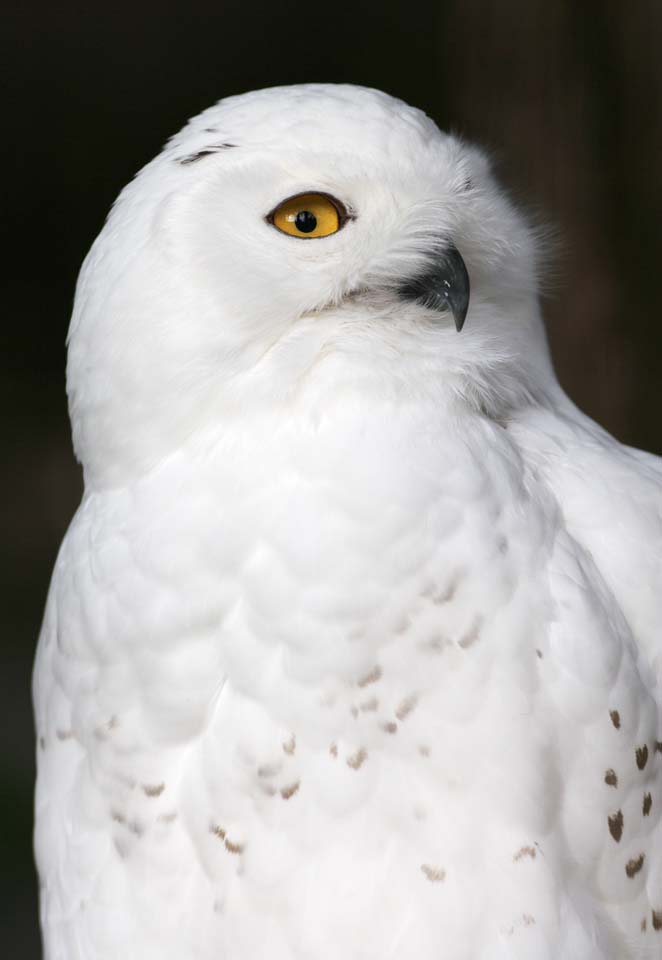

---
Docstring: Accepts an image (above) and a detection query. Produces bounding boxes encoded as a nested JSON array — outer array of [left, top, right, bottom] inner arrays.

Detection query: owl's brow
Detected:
[[177, 144, 238, 165]]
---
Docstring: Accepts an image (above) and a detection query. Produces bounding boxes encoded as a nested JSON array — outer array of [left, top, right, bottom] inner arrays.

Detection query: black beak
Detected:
[[398, 243, 470, 332]]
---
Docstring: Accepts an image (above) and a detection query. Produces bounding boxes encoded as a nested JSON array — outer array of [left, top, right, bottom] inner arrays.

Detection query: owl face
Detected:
[[172, 91, 502, 342], [67, 85, 547, 486]]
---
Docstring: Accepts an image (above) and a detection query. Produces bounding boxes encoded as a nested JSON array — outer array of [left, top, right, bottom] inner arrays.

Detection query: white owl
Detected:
[[34, 84, 661, 960]]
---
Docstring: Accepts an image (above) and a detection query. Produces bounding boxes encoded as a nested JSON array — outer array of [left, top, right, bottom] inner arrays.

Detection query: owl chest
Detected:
[[55, 419, 647, 958], [134, 417, 517, 636], [79, 413, 547, 752]]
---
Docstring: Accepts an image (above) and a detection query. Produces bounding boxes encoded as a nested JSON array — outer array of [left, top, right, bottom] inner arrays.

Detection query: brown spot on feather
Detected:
[[347, 748, 367, 770], [282, 734, 296, 755], [421, 634, 448, 654], [421, 864, 445, 882], [609, 709, 621, 729], [357, 665, 382, 687], [224, 838, 244, 855], [359, 697, 378, 713], [608, 810, 623, 842], [458, 617, 482, 649], [643, 792, 652, 816], [604, 769, 618, 787], [625, 853, 645, 878], [395, 695, 417, 721], [652, 909, 662, 931], [280, 781, 300, 800], [257, 764, 280, 778], [636, 745, 649, 770], [94, 716, 118, 740], [142, 783, 164, 798], [513, 845, 536, 862]]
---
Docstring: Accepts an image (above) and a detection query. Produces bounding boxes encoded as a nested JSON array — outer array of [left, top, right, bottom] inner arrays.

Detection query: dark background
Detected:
[[3, 1, 661, 953]]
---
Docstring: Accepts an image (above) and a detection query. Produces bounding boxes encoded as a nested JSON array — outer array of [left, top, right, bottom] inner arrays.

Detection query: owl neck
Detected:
[[70, 294, 558, 492]]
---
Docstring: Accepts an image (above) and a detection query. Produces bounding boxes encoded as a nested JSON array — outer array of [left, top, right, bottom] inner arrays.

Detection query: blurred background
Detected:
[[3, 0, 661, 953]]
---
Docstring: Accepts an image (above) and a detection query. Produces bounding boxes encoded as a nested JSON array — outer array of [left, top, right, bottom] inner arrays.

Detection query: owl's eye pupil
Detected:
[[294, 210, 317, 233]]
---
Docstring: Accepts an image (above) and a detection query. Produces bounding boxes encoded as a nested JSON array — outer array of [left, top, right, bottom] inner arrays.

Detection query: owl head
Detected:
[[66, 84, 554, 487]]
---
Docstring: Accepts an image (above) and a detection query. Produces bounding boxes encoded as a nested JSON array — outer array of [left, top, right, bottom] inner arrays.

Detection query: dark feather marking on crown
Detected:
[[177, 144, 238, 164]]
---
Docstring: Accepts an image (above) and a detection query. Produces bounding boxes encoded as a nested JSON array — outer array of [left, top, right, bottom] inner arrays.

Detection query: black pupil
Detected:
[[295, 210, 317, 233]]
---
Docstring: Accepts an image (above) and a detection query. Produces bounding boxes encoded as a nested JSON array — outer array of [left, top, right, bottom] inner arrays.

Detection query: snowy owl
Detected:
[[34, 84, 661, 960]]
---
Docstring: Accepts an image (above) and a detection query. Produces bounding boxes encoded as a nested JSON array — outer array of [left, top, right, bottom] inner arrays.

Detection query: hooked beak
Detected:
[[398, 243, 470, 332]]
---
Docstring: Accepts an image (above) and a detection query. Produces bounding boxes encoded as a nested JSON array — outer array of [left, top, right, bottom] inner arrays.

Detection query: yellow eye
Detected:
[[267, 192, 349, 239]]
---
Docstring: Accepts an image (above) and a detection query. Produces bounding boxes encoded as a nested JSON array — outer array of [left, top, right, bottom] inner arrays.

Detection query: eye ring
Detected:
[[266, 191, 353, 239]]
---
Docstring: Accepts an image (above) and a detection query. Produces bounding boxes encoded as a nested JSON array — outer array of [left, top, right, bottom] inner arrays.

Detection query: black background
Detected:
[[4, 1, 661, 953]]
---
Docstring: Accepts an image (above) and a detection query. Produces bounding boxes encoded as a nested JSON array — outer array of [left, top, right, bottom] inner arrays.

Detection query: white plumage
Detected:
[[34, 84, 661, 959]]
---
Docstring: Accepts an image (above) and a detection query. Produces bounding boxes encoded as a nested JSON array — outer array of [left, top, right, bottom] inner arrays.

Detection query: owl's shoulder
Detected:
[[509, 398, 661, 673]]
